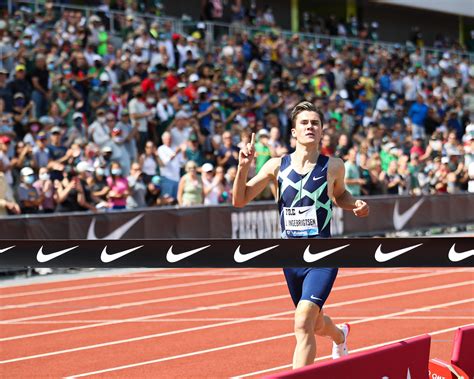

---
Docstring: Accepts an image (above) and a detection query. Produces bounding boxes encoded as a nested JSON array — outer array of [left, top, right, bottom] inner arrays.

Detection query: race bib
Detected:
[[283, 206, 319, 237]]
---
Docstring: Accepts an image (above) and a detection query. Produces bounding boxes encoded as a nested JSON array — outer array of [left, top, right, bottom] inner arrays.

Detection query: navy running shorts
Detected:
[[283, 267, 338, 309]]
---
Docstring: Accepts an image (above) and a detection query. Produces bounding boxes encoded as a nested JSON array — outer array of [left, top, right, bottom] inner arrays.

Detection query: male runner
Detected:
[[232, 101, 369, 369]]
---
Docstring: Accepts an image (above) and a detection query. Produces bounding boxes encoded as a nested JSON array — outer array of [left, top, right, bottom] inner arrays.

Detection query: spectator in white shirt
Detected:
[[157, 131, 186, 200], [129, 86, 152, 153], [169, 110, 193, 148]]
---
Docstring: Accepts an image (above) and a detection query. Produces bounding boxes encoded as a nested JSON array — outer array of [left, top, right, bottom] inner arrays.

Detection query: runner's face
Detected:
[[292, 110, 322, 146]]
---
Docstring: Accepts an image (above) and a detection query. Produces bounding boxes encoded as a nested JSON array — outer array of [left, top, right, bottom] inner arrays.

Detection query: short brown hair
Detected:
[[290, 101, 324, 128]]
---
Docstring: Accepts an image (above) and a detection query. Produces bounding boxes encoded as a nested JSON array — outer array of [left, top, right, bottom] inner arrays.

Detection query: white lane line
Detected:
[[1, 281, 472, 364], [8, 315, 474, 325], [64, 301, 474, 378], [0, 269, 465, 340], [0, 272, 282, 310], [3, 315, 473, 325], [0, 269, 253, 299], [233, 322, 474, 378], [0, 266, 406, 323]]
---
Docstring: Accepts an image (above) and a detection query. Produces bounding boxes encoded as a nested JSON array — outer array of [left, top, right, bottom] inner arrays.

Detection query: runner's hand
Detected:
[[238, 132, 256, 168], [353, 200, 369, 217]]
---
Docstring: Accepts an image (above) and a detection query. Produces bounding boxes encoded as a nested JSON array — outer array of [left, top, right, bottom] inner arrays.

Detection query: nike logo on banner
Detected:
[[234, 245, 279, 263], [37, 246, 79, 263], [393, 198, 424, 230], [313, 176, 324, 181], [0, 246, 15, 254], [374, 244, 423, 263], [448, 244, 474, 262], [100, 245, 144, 263], [166, 245, 211, 263], [87, 214, 144, 240], [303, 244, 350, 263]]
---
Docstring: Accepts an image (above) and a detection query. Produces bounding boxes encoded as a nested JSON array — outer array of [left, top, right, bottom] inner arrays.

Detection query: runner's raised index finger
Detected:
[[250, 133, 256, 146]]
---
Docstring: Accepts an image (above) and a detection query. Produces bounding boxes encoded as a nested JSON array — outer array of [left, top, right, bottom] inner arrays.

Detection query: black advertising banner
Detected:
[[0, 238, 472, 268], [0, 194, 472, 240]]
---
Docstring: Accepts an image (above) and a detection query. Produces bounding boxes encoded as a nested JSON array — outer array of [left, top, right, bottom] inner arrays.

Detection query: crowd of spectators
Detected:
[[0, 2, 473, 217]]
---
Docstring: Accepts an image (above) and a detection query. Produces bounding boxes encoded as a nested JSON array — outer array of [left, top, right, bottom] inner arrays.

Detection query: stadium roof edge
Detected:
[[372, 0, 474, 18]]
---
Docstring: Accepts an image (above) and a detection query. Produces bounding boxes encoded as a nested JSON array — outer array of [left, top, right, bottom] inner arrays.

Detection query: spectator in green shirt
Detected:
[[254, 129, 272, 174]]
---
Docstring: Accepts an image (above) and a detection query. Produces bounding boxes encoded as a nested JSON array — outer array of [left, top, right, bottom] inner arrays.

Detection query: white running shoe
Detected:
[[332, 323, 350, 359]]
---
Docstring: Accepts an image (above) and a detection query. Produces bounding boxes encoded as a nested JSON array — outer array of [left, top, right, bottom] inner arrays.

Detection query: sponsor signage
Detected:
[[0, 194, 472, 240], [0, 238, 472, 268]]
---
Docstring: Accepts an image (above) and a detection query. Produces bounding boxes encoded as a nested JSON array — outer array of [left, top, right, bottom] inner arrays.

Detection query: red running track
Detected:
[[0, 268, 472, 378]]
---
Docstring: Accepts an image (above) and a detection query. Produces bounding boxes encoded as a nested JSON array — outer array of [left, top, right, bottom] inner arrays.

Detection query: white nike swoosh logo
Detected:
[[100, 245, 144, 263], [393, 198, 424, 230], [303, 244, 350, 263], [448, 244, 474, 262], [37, 245, 79, 263], [374, 243, 423, 263], [87, 214, 144, 239], [310, 295, 322, 301], [313, 176, 324, 181], [166, 245, 211, 263], [0, 246, 15, 253], [234, 245, 279, 263]]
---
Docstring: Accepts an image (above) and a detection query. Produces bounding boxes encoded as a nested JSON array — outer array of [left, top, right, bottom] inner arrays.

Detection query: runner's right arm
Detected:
[[232, 133, 279, 208]]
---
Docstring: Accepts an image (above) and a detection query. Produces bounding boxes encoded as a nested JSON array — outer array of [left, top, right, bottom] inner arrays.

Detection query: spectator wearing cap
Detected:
[[146, 174, 173, 206], [184, 133, 205, 167], [88, 108, 110, 148], [177, 160, 203, 206], [184, 73, 199, 102], [129, 85, 152, 153], [157, 131, 186, 200], [47, 126, 67, 162], [106, 161, 129, 210], [17, 167, 43, 214], [89, 73, 110, 116], [54, 161, 91, 213], [311, 68, 330, 98], [12, 92, 34, 139], [90, 165, 109, 208], [31, 54, 50, 117], [353, 91, 370, 119], [169, 110, 193, 148], [32, 132, 51, 169], [33, 166, 55, 213], [75, 161, 96, 211], [55, 85, 75, 127], [109, 124, 131, 176], [201, 162, 223, 205], [7, 64, 32, 103]]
